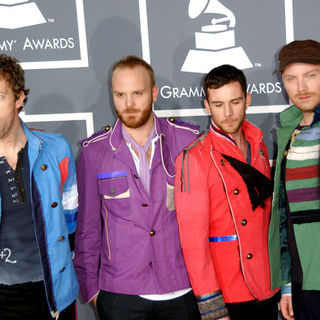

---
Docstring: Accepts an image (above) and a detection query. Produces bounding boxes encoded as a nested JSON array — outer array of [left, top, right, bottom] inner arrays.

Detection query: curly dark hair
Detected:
[[0, 54, 29, 112]]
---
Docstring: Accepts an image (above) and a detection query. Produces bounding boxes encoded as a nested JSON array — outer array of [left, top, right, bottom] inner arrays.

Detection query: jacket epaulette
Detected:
[[166, 117, 200, 135], [81, 125, 112, 148], [180, 130, 208, 193], [183, 130, 208, 153]]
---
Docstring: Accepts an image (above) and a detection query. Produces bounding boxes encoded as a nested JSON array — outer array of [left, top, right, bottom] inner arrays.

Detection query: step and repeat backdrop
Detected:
[[0, 0, 319, 319]]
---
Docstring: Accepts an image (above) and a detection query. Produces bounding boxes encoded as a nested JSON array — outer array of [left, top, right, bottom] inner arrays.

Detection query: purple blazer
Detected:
[[74, 115, 199, 302]]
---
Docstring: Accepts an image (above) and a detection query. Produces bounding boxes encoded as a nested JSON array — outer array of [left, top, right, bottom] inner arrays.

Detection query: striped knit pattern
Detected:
[[196, 291, 228, 320], [285, 127, 320, 221]]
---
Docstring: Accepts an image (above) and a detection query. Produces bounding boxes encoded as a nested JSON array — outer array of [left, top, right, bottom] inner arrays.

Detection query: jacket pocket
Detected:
[[98, 171, 131, 218], [98, 171, 130, 199]]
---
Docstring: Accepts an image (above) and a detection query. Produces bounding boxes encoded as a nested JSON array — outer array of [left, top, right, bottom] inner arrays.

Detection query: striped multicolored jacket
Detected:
[[286, 125, 320, 223], [269, 105, 320, 291]]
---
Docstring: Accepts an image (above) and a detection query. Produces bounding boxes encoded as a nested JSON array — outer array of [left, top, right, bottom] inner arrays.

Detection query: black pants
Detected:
[[292, 282, 320, 320], [225, 291, 280, 320], [0, 281, 76, 320], [97, 290, 201, 320]]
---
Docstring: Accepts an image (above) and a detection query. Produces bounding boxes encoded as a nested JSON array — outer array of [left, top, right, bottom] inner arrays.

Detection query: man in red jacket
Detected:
[[175, 64, 280, 320]]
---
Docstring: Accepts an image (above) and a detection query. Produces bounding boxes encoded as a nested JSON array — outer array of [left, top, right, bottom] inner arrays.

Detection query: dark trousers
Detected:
[[225, 291, 280, 320], [0, 281, 76, 320], [292, 282, 320, 320], [97, 290, 201, 320]]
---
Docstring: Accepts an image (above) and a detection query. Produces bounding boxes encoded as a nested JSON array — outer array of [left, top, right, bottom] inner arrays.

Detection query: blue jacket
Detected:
[[0, 121, 79, 317]]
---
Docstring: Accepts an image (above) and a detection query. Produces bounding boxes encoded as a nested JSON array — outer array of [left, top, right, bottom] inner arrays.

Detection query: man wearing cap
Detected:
[[269, 39, 320, 320]]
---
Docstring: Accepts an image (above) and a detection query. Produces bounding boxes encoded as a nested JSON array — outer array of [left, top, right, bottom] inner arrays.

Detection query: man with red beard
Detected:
[[175, 65, 280, 320], [269, 39, 320, 320], [74, 55, 201, 320]]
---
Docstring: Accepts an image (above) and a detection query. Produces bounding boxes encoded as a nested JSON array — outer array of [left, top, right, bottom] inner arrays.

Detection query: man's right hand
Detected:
[[219, 317, 230, 320], [91, 295, 98, 308], [280, 294, 294, 320]]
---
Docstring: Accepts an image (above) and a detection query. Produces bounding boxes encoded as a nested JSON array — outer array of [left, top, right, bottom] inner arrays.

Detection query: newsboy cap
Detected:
[[279, 39, 320, 72]]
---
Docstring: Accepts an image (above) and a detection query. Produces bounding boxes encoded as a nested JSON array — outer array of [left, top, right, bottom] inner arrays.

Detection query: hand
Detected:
[[280, 294, 294, 320], [91, 295, 98, 308], [219, 317, 230, 320]]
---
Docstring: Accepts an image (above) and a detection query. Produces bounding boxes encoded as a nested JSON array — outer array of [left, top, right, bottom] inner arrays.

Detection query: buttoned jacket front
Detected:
[[74, 115, 199, 302], [175, 120, 278, 303], [0, 121, 79, 317]]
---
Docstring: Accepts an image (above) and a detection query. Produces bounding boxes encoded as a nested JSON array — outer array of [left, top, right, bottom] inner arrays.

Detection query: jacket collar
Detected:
[[209, 119, 263, 147], [280, 104, 320, 128], [109, 113, 163, 152], [280, 105, 303, 129], [108, 114, 175, 177], [20, 119, 41, 169], [21, 120, 40, 147]]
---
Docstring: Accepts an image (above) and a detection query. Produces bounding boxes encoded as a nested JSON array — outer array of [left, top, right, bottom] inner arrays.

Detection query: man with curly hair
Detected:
[[0, 54, 79, 319]]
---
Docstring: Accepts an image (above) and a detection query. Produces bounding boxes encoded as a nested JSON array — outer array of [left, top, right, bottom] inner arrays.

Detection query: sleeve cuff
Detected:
[[196, 291, 228, 320], [281, 283, 292, 294]]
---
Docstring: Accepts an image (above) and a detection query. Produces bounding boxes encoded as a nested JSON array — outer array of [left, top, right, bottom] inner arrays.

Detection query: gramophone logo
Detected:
[[0, 0, 46, 29], [181, 0, 253, 73]]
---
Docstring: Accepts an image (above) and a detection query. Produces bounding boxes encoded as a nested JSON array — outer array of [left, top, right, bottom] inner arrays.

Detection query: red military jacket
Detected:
[[175, 120, 279, 303]]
